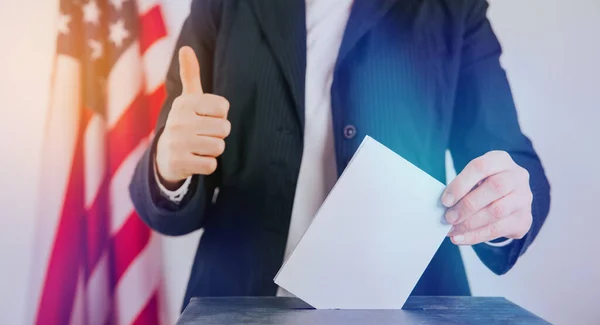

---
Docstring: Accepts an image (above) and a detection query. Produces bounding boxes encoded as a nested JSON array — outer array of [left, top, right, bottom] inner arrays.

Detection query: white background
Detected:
[[0, 0, 598, 324]]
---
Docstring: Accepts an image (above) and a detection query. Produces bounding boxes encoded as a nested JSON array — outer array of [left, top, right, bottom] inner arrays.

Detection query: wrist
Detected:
[[156, 169, 186, 190], [154, 155, 186, 191]]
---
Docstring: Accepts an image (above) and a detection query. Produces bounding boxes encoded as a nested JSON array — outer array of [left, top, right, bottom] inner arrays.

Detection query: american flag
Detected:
[[29, 0, 171, 324]]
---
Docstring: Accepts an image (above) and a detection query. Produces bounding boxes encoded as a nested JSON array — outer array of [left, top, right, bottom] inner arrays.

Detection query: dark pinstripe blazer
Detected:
[[129, 0, 551, 310]]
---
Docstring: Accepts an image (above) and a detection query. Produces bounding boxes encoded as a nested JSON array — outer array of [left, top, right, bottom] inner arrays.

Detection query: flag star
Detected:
[[109, 0, 128, 10], [88, 39, 103, 60], [109, 20, 129, 48], [82, 0, 100, 25], [57, 13, 71, 35]]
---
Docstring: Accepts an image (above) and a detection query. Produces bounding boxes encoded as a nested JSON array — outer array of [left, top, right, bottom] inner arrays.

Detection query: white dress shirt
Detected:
[[275, 0, 354, 296]]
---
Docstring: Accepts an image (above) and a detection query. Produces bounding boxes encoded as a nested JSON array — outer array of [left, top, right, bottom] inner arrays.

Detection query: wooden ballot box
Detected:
[[176, 296, 550, 325]]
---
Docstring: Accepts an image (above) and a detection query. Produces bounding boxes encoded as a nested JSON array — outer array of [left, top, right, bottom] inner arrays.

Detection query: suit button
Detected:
[[343, 125, 356, 139]]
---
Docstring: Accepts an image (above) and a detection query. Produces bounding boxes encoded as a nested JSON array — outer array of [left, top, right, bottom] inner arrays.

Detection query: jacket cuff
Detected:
[[129, 132, 206, 236], [153, 153, 192, 203]]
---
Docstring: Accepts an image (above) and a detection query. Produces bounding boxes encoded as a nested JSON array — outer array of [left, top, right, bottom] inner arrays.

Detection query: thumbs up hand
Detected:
[[155, 46, 231, 188]]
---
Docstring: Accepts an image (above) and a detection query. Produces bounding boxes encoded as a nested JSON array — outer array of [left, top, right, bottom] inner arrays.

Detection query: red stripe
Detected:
[[85, 177, 110, 276], [102, 212, 152, 325], [35, 111, 92, 325], [132, 291, 160, 325], [107, 93, 149, 176], [139, 5, 167, 54], [108, 84, 165, 177], [111, 211, 151, 282]]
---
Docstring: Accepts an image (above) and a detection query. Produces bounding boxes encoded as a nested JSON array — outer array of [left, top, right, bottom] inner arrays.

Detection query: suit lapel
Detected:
[[248, 0, 307, 130], [336, 0, 421, 71]]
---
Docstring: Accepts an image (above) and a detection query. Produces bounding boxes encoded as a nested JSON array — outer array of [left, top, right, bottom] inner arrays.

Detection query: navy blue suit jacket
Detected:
[[129, 0, 551, 310]]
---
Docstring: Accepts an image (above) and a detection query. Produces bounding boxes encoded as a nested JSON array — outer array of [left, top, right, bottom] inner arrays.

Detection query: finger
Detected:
[[451, 210, 531, 245], [194, 116, 231, 138], [445, 171, 517, 224], [178, 46, 203, 95], [448, 191, 526, 236], [188, 135, 226, 157], [193, 94, 230, 118], [442, 151, 513, 208], [181, 154, 217, 176]]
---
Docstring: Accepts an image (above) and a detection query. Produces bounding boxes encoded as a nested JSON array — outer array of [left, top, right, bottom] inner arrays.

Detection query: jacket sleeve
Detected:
[[129, 0, 222, 236], [449, 0, 551, 275]]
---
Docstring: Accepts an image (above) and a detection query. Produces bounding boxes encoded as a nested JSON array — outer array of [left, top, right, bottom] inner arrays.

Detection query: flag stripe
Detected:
[[85, 177, 110, 275], [136, 0, 160, 16], [143, 40, 171, 94], [107, 84, 164, 180], [132, 292, 160, 325], [107, 43, 143, 128], [110, 138, 149, 235], [108, 94, 151, 176], [84, 112, 111, 275], [84, 114, 107, 207], [85, 252, 111, 325], [69, 267, 86, 325], [35, 111, 92, 325], [139, 5, 167, 55], [114, 234, 162, 325], [112, 212, 152, 282]]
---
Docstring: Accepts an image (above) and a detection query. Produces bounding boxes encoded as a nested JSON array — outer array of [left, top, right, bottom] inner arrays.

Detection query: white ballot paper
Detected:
[[274, 136, 451, 309]]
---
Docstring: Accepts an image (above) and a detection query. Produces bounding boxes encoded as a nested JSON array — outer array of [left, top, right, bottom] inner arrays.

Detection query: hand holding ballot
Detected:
[[443, 151, 534, 245], [274, 138, 536, 310]]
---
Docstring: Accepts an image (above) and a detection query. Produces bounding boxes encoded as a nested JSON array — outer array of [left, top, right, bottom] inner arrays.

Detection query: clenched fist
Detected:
[[155, 46, 231, 188]]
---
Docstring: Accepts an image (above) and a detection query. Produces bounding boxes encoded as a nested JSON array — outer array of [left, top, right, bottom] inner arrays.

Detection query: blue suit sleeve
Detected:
[[129, 0, 222, 236], [449, 0, 551, 275]]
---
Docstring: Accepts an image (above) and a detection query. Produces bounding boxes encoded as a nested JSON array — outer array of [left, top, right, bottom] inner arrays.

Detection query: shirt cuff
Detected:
[[153, 161, 191, 204], [484, 238, 514, 248]]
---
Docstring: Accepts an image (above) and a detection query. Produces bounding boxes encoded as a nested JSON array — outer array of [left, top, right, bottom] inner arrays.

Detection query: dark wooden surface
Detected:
[[176, 296, 550, 325]]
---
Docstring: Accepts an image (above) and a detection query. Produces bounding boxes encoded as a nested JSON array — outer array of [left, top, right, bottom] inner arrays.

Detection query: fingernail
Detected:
[[453, 235, 465, 243], [446, 210, 459, 224], [442, 193, 454, 207]]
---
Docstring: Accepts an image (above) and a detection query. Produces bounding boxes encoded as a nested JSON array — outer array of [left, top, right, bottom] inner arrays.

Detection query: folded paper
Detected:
[[274, 136, 451, 309]]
